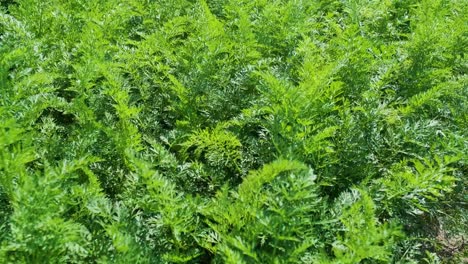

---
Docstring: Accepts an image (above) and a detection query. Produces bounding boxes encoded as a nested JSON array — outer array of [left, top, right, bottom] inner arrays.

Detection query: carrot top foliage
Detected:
[[0, 0, 466, 263]]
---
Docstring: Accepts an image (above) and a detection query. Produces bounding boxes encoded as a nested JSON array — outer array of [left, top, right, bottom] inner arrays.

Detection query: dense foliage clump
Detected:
[[0, 0, 466, 263]]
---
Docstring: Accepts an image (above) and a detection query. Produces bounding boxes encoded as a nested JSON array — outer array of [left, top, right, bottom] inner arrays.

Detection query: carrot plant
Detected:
[[1, 0, 466, 263]]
